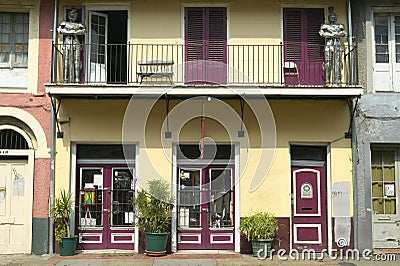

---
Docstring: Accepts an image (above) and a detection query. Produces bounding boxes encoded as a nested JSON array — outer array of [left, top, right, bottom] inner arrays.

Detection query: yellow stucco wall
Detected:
[[0, 0, 40, 93], [239, 100, 353, 217], [54, 98, 353, 218], [56, 0, 348, 43]]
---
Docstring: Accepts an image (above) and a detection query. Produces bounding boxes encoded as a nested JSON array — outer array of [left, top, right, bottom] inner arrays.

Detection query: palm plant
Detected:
[[53, 189, 74, 242]]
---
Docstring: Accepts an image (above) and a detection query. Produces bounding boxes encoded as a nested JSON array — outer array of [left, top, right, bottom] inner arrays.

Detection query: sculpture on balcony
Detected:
[[57, 8, 86, 83], [319, 7, 347, 86]]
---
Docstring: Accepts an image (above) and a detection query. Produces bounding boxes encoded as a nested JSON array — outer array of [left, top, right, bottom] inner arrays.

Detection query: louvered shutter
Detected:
[[283, 9, 302, 62], [206, 8, 226, 63], [283, 8, 324, 85], [185, 8, 205, 62], [306, 9, 324, 61], [185, 7, 227, 84]]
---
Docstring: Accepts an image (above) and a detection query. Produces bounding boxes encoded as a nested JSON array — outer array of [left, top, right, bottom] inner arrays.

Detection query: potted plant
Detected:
[[132, 179, 174, 256], [239, 211, 278, 257], [53, 189, 77, 256]]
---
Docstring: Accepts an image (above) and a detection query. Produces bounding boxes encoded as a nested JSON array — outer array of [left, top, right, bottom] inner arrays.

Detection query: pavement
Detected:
[[0, 251, 400, 266]]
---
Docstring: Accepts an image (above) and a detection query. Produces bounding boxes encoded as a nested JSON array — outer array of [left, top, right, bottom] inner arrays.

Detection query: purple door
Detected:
[[291, 167, 327, 252], [185, 7, 227, 85], [177, 165, 235, 250], [76, 165, 135, 250], [283, 8, 325, 86]]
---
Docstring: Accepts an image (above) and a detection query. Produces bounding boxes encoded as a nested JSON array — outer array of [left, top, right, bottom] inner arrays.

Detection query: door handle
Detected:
[[202, 208, 208, 213], [378, 216, 391, 221]]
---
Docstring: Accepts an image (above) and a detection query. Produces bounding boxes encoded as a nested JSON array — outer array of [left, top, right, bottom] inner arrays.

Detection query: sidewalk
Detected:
[[0, 252, 399, 266]]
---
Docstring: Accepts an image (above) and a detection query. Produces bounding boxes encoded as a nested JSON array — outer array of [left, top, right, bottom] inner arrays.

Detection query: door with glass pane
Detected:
[[177, 165, 234, 250], [77, 165, 135, 250], [371, 149, 400, 248], [87, 11, 107, 83], [373, 13, 400, 92]]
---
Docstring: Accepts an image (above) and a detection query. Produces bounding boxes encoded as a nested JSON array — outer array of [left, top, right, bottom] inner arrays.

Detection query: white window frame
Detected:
[[372, 10, 400, 92]]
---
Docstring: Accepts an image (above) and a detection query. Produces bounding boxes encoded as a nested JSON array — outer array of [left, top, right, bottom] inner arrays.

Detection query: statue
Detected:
[[319, 7, 347, 86], [57, 9, 86, 83]]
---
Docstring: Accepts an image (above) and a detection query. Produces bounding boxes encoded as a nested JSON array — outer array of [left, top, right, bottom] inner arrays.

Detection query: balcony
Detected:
[[49, 42, 361, 97]]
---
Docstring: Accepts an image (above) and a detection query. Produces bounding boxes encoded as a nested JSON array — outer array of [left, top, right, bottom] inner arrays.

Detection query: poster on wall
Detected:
[[84, 187, 95, 206], [385, 184, 395, 197]]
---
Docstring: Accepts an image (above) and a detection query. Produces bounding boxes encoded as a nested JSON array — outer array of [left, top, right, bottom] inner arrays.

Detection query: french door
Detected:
[[177, 165, 235, 250], [87, 11, 108, 83], [185, 7, 227, 84], [373, 13, 400, 92], [283, 8, 325, 86], [77, 165, 135, 249]]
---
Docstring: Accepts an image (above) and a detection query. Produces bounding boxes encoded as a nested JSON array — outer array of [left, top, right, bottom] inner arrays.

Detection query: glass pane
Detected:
[[79, 168, 103, 227], [384, 199, 396, 214], [383, 150, 394, 164], [376, 54, 389, 63], [371, 166, 382, 181], [0, 13, 11, 23], [92, 15, 98, 24], [372, 182, 383, 197], [1, 24, 10, 34], [376, 45, 389, 54], [99, 16, 105, 25], [372, 199, 383, 214], [13, 53, 28, 66], [112, 168, 134, 226], [210, 169, 233, 228], [384, 166, 395, 181], [178, 169, 201, 228], [99, 25, 105, 36], [384, 182, 396, 197], [0, 44, 10, 52], [375, 14, 389, 63], [0, 53, 9, 63]]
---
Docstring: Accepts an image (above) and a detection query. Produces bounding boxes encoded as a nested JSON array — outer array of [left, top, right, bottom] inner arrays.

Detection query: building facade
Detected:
[[0, 0, 53, 254], [352, 0, 400, 251], [46, 0, 363, 254]]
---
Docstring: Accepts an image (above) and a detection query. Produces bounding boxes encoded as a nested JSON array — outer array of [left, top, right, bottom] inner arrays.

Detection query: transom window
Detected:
[[371, 148, 398, 214], [0, 129, 29, 149], [0, 12, 29, 68]]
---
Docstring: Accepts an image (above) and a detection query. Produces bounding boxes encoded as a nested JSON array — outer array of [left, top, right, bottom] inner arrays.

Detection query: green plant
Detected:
[[53, 189, 74, 242], [132, 179, 174, 233], [239, 212, 278, 241]]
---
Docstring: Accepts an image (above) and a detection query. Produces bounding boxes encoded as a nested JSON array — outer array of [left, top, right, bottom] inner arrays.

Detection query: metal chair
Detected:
[[283, 61, 300, 85]]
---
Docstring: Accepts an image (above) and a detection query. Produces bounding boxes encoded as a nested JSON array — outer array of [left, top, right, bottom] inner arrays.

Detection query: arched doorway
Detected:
[[0, 126, 34, 253]]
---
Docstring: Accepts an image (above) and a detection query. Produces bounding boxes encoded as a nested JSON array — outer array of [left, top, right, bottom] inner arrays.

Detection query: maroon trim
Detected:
[[76, 164, 135, 250], [177, 164, 235, 250]]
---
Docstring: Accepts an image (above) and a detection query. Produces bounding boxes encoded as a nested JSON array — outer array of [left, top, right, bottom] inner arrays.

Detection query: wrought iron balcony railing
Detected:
[[51, 42, 358, 87]]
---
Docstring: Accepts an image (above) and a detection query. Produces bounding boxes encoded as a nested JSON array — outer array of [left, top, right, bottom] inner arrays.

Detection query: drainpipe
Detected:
[[347, 0, 354, 85], [49, 0, 59, 254], [348, 0, 359, 250]]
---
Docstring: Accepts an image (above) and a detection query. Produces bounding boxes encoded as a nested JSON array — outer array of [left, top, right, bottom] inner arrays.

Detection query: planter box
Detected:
[[59, 236, 77, 256], [251, 238, 273, 257]]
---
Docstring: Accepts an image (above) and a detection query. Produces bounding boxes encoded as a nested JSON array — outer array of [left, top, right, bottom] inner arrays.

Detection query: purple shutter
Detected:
[[185, 7, 227, 84], [283, 8, 324, 85]]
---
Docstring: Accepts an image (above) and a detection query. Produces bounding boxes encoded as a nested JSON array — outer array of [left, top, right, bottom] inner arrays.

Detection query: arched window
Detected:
[[0, 129, 29, 149]]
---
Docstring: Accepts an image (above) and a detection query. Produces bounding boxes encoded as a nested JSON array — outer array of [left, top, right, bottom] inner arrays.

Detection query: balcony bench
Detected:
[[137, 60, 174, 84]]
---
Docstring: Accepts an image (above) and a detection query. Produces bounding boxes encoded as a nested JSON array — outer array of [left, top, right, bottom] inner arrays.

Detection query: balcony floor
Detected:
[[45, 83, 363, 99]]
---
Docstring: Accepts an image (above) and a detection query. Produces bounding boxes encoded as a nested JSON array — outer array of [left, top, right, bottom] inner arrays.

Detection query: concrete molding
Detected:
[[0, 107, 49, 158]]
